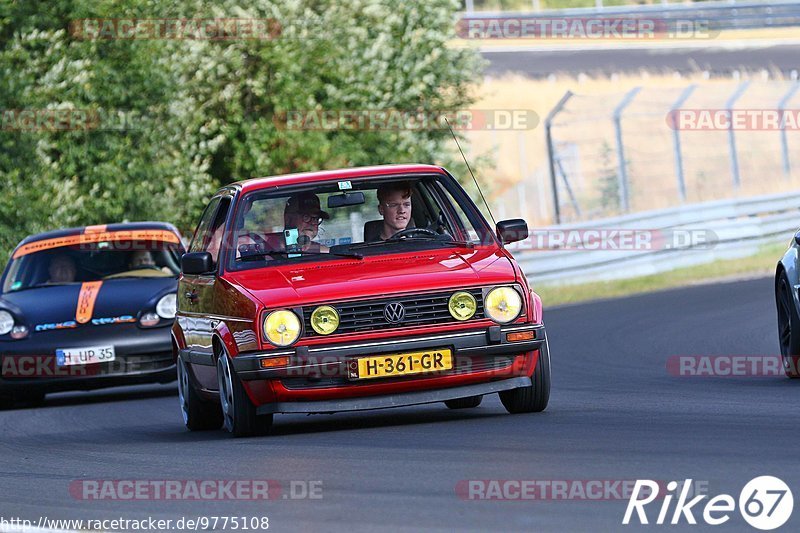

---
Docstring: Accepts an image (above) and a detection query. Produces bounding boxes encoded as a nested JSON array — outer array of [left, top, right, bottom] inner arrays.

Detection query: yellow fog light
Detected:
[[485, 287, 522, 324], [448, 291, 477, 321], [310, 305, 340, 335], [263, 310, 301, 346]]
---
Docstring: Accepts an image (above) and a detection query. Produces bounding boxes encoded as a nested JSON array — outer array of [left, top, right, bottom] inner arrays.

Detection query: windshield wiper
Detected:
[[350, 236, 474, 250], [238, 250, 363, 261]]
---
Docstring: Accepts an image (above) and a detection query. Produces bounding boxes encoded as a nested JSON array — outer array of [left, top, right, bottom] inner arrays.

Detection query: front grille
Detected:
[[302, 288, 484, 337]]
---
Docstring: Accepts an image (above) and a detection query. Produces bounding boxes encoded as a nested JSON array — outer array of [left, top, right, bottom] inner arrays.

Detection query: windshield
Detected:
[[2, 233, 183, 293], [227, 174, 493, 271]]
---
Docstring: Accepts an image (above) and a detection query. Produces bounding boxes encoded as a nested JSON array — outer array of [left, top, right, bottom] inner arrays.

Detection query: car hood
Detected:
[[226, 247, 516, 308], [0, 277, 177, 329]]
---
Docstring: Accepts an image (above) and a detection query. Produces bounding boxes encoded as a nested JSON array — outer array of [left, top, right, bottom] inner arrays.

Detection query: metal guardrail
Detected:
[[462, 1, 800, 31], [510, 190, 800, 285]]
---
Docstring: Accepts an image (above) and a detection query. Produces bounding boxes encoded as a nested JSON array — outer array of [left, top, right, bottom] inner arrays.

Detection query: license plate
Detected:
[[56, 345, 115, 366], [350, 348, 453, 380]]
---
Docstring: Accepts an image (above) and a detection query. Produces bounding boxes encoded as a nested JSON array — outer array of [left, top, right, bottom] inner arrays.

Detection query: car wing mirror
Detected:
[[795, 230, 800, 246], [496, 219, 528, 244], [181, 252, 214, 275]]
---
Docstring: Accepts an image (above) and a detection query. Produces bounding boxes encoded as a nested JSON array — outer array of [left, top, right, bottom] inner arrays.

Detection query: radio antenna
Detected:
[[444, 118, 496, 227]]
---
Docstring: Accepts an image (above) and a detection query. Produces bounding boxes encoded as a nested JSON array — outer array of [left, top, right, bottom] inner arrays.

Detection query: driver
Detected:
[[128, 250, 172, 274], [376, 182, 412, 240], [129, 250, 156, 269]]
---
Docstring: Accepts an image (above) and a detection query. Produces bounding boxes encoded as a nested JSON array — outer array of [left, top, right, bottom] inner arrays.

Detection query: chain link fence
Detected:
[[487, 79, 800, 226]]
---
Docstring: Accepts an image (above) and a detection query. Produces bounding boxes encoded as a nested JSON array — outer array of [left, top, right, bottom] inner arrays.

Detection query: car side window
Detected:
[[188, 197, 222, 255], [204, 197, 232, 267]]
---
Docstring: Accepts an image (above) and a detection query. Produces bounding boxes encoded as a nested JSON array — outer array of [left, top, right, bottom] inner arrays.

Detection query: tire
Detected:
[[500, 334, 551, 414], [444, 395, 483, 409], [177, 357, 223, 430], [16, 391, 45, 407], [217, 352, 273, 438], [776, 271, 800, 378], [0, 391, 15, 410]]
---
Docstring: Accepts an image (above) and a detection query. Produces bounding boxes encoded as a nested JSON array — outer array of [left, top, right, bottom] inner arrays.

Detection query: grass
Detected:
[[533, 242, 786, 307]]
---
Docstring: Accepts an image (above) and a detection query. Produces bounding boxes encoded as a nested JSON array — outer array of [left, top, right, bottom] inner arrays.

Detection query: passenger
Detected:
[[48, 254, 77, 283], [282, 192, 330, 252]]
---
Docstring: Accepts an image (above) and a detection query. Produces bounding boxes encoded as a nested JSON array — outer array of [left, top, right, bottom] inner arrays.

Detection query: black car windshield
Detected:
[[227, 174, 494, 271], [2, 233, 183, 293]]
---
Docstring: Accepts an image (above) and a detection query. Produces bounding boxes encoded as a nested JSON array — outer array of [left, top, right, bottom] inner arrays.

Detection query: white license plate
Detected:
[[56, 345, 116, 366]]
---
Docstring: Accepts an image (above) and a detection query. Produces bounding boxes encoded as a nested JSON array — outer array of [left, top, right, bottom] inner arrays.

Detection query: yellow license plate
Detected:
[[351, 349, 453, 380]]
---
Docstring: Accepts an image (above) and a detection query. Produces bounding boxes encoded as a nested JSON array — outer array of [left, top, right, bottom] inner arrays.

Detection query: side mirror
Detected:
[[181, 252, 214, 275], [496, 219, 528, 244], [795, 230, 800, 247]]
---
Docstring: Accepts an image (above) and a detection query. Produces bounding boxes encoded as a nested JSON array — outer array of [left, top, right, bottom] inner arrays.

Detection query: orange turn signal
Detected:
[[260, 356, 290, 369], [506, 331, 535, 343]]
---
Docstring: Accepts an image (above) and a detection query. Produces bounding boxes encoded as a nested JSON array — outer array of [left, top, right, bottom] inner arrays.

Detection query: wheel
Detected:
[[500, 334, 551, 414], [217, 352, 273, 437], [776, 271, 800, 378], [0, 391, 15, 410], [444, 395, 483, 409], [177, 357, 223, 430], [16, 391, 45, 407]]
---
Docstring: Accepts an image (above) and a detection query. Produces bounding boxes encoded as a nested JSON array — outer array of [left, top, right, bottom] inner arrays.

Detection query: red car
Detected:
[[174, 164, 550, 436]]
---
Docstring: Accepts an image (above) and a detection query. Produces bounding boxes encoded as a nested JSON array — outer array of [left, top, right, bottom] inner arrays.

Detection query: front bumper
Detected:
[[231, 323, 545, 408], [0, 326, 175, 393]]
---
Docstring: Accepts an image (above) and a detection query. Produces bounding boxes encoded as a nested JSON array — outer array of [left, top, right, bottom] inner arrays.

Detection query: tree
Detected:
[[0, 0, 484, 259]]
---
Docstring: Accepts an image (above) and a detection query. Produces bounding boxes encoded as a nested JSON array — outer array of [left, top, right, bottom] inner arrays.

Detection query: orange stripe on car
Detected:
[[75, 281, 103, 324], [83, 224, 107, 233], [12, 230, 181, 259]]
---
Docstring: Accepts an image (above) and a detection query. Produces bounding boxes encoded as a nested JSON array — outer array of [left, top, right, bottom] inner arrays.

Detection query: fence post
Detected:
[[779, 81, 800, 177], [669, 84, 697, 203], [725, 81, 750, 189], [545, 90, 573, 224], [613, 87, 641, 213]]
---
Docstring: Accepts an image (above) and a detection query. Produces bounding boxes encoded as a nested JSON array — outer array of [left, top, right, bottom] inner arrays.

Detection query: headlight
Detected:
[[156, 293, 177, 319], [484, 287, 522, 324], [448, 291, 477, 321], [0, 311, 13, 335], [310, 305, 339, 335], [263, 310, 302, 346]]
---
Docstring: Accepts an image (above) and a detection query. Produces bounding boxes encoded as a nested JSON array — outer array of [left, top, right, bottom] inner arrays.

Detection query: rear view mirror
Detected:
[[328, 192, 365, 209], [496, 219, 528, 244], [181, 252, 214, 275]]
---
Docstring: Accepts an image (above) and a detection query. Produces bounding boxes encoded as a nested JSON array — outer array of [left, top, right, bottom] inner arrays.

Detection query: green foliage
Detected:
[[0, 0, 484, 261]]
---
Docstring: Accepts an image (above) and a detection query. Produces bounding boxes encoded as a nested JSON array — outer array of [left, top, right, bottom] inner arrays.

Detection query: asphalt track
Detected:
[[482, 43, 800, 78], [2, 276, 799, 532]]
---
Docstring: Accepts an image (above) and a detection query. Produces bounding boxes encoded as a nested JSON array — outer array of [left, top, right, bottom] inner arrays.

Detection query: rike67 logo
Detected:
[[623, 476, 793, 530]]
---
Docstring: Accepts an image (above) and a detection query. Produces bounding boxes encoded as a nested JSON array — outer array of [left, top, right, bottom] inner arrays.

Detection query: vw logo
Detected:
[[384, 302, 406, 324]]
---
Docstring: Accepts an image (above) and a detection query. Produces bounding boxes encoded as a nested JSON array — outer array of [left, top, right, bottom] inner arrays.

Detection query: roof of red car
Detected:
[[234, 164, 447, 193]]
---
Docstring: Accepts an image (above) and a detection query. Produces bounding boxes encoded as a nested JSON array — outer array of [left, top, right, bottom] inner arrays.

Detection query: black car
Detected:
[[0, 222, 184, 407]]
